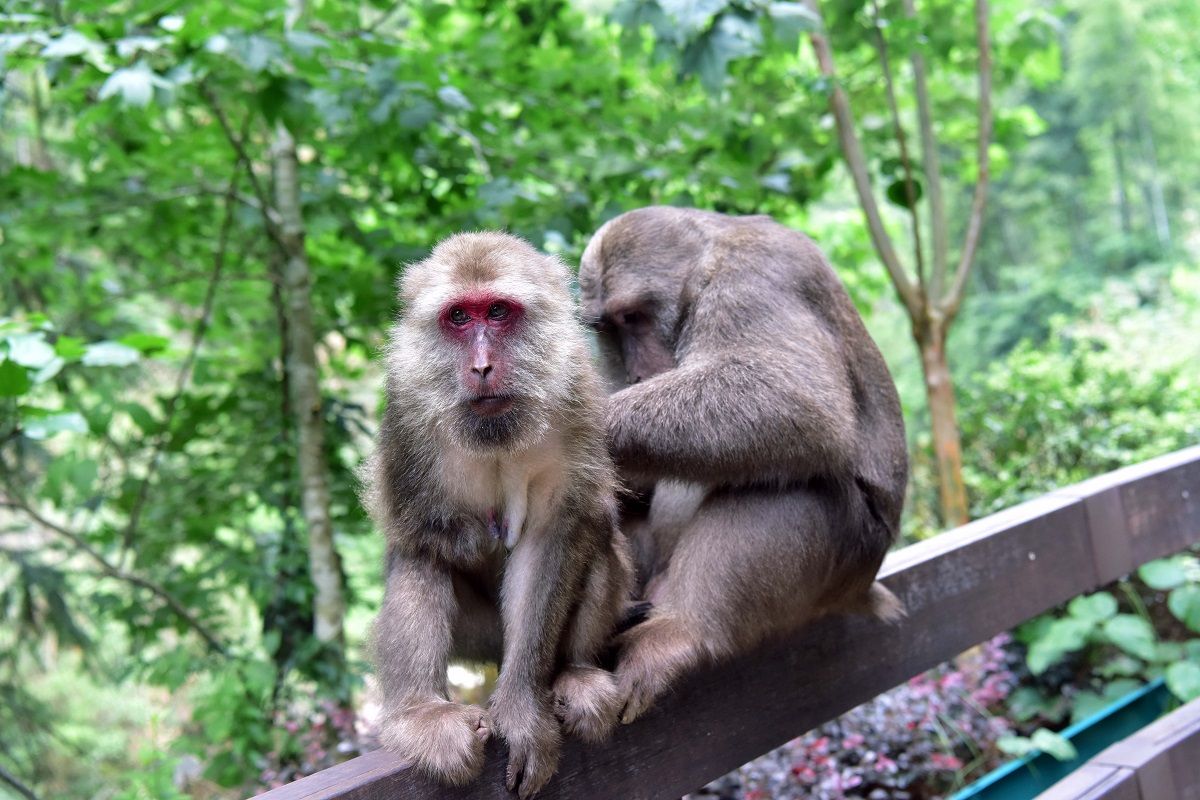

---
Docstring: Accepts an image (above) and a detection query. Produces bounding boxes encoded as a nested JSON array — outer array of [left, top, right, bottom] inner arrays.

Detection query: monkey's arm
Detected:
[[374, 550, 456, 702], [373, 548, 490, 785], [491, 528, 587, 798], [606, 346, 857, 485]]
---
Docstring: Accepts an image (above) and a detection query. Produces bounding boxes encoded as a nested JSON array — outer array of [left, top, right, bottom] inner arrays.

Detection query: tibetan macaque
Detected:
[[579, 207, 908, 724], [362, 233, 633, 797]]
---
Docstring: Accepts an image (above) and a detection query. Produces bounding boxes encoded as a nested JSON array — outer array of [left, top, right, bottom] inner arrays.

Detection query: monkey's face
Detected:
[[395, 233, 579, 452], [580, 219, 687, 388]]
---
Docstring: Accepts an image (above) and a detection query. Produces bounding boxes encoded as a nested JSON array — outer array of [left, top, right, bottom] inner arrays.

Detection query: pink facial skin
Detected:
[[439, 292, 525, 417]]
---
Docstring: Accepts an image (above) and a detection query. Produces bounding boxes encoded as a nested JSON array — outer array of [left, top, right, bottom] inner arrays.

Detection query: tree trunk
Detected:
[[1111, 124, 1134, 239], [272, 122, 347, 647], [917, 323, 970, 527], [1134, 114, 1171, 248]]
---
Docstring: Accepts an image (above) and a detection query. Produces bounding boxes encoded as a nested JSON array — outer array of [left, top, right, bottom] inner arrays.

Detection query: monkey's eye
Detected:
[[449, 307, 470, 325], [487, 302, 510, 321]]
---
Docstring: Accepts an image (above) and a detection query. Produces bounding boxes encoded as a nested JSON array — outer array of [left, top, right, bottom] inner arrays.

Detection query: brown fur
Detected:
[[364, 233, 633, 797], [578, 207, 908, 723]]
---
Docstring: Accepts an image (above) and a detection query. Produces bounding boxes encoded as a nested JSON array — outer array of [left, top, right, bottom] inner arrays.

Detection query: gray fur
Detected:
[[364, 232, 633, 796], [578, 207, 908, 723]]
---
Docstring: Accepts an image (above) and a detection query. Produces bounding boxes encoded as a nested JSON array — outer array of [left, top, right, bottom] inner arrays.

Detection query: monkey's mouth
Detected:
[[468, 394, 515, 418]]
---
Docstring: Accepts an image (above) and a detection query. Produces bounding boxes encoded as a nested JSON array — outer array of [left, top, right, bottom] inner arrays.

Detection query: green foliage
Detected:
[[1, 0, 1198, 795], [997, 727, 1078, 762]]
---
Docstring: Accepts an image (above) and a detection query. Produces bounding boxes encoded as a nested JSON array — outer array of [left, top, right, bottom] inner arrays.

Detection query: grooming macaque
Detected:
[[363, 233, 632, 797], [579, 207, 908, 724]]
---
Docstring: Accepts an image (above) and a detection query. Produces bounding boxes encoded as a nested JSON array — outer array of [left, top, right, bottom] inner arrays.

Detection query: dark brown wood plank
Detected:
[[1035, 764, 1140, 800], [253, 447, 1200, 800], [1055, 445, 1200, 582]]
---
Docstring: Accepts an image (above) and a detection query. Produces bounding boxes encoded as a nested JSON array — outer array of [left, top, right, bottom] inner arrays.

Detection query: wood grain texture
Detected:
[[1035, 764, 1140, 800], [253, 447, 1200, 800]]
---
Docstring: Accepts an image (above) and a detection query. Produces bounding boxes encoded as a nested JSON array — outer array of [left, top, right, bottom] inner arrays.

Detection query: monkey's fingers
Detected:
[[474, 711, 491, 743], [505, 739, 558, 799]]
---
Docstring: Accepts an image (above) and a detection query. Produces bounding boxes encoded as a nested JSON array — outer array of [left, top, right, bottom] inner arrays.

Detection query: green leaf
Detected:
[[1166, 662, 1200, 702], [1169, 585, 1200, 632], [436, 85, 473, 111], [1070, 691, 1108, 725], [0, 359, 31, 397], [766, 2, 821, 47], [1140, 557, 1189, 590], [55, 336, 87, 360], [886, 177, 924, 209], [118, 332, 170, 354], [1102, 615, 1159, 661], [1096, 654, 1144, 678], [1031, 728, 1078, 762], [997, 735, 1036, 757], [99, 66, 157, 107], [82, 341, 140, 367], [6, 333, 56, 368], [41, 31, 98, 59], [1068, 592, 1118, 623], [1027, 617, 1092, 674], [23, 412, 88, 440]]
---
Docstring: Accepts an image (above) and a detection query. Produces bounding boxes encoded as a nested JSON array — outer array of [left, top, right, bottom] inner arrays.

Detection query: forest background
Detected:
[[2, 0, 1199, 798]]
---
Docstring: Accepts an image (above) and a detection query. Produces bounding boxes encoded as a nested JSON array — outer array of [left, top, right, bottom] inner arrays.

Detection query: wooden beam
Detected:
[[253, 446, 1200, 800]]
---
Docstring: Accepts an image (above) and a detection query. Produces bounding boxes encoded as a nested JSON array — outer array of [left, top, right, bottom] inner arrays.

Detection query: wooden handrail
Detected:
[[253, 446, 1200, 800]]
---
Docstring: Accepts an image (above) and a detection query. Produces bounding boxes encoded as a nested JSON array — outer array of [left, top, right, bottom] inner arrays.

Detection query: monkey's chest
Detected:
[[439, 441, 566, 550]]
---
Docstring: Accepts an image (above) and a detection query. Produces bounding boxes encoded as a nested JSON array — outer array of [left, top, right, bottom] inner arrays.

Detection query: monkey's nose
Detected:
[[472, 364, 493, 378]]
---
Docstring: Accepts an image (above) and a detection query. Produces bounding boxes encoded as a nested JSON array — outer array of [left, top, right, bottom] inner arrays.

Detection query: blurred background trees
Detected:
[[0, 0, 1197, 797]]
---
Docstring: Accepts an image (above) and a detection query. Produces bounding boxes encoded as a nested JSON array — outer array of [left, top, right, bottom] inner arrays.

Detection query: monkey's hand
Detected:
[[379, 700, 490, 787], [489, 689, 562, 798]]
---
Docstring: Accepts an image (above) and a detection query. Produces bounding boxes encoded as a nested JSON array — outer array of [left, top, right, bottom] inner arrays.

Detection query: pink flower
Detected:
[[842, 733, 866, 748], [930, 752, 963, 771]]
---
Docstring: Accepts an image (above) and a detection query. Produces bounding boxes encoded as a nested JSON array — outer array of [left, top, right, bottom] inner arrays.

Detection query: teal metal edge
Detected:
[[949, 677, 1170, 800]]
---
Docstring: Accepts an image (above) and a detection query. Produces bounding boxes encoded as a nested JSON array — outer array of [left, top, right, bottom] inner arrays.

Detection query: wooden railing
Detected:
[[254, 446, 1200, 800], [1039, 694, 1200, 799]]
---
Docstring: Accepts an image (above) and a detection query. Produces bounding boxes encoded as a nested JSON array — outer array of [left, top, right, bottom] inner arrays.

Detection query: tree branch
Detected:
[[121, 168, 242, 556], [941, 0, 992, 321], [804, 0, 924, 320], [869, 0, 926, 295], [903, 0, 950, 300], [0, 492, 228, 656], [198, 83, 286, 248], [0, 764, 40, 800]]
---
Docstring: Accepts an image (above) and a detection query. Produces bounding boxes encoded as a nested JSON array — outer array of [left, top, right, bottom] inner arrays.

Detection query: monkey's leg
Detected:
[[552, 537, 632, 742], [492, 532, 584, 799], [374, 555, 490, 786], [615, 488, 835, 724]]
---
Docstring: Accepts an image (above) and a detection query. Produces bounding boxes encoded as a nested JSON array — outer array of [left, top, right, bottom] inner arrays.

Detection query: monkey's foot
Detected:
[[380, 700, 489, 787], [552, 665, 622, 742], [614, 614, 700, 725], [490, 691, 562, 799]]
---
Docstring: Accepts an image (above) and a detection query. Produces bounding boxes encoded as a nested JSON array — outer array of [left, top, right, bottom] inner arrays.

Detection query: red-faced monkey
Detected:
[[579, 207, 907, 724], [363, 233, 633, 797]]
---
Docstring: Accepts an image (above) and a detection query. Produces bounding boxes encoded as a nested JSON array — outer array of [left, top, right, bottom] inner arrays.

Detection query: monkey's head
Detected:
[[393, 232, 580, 452], [579, 207, 716, 387]]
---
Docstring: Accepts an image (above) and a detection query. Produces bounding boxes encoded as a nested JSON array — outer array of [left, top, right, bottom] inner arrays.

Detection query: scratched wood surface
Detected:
[[253, 446, 1200, 800]]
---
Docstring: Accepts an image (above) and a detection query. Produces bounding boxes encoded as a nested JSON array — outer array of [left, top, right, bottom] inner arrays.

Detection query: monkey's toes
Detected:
[[552, 665, 621, 742], [616, 672, 659, 725]]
